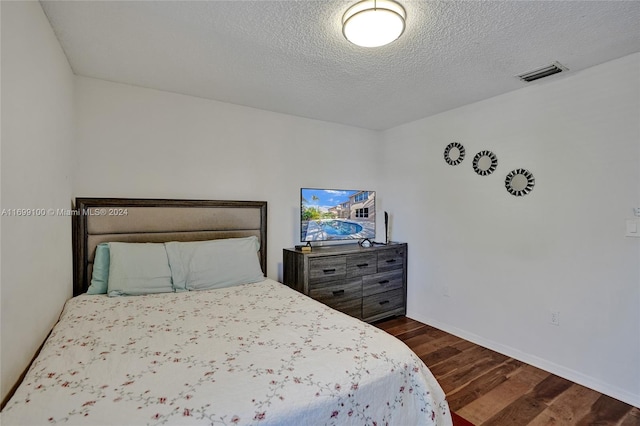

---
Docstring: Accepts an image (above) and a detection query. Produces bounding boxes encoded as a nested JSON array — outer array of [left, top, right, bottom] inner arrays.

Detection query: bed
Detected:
[[1, 198, 451, 425]]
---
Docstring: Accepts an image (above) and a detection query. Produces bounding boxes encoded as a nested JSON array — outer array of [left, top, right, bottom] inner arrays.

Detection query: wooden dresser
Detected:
[[283, 243, 407, 323]]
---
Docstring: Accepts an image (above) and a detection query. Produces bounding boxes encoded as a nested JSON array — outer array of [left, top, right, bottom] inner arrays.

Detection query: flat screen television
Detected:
[[300, 188, 375, 242]]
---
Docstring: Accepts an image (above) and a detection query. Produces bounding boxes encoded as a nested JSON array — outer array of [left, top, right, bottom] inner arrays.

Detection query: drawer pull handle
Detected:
[[378, 280, 390, 285], [323, 268, 336, 274], [386, 259, 396, 264], [357, 263, 369, 268], [332, 290, 345, 296], [379, 300, 390, 305]]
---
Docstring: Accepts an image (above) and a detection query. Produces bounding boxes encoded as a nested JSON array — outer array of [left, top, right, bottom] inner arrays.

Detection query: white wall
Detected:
[[0, 1, 75, 402], [380, 53, 640, 406], [73, 77, 381, 280]]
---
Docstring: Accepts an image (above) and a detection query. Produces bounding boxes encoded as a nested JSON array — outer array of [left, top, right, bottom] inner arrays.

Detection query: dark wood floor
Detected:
[[375, 316, 640, 426]]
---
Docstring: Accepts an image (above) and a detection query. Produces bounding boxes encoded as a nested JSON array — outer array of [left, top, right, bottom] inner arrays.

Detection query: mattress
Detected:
[[2, 279, 451, 425]]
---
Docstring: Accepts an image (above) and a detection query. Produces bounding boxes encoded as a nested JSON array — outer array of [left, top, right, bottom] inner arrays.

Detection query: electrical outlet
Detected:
[[550, 311, 560, 326], [443, 285, 450, 297], [626, 219, 640, 238]]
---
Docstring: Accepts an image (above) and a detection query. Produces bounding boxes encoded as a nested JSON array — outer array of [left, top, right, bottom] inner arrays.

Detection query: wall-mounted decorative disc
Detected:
[[444, 142, 465, 166], [505, 168, 535, 196], [472, 150, 498, 176]]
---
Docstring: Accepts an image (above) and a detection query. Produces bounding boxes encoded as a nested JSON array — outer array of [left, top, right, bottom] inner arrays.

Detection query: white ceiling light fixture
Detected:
[[342, 0, 406, 48]]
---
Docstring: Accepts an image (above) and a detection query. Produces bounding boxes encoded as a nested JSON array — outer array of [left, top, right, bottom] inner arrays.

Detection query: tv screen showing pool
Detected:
[[300, 188, 375, 242]]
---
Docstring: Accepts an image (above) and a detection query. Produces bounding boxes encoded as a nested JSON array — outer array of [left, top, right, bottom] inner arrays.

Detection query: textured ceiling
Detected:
[[41, 0, 640, 130]]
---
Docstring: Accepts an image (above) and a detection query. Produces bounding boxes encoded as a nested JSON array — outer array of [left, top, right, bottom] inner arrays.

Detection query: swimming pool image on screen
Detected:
[[300, 188, 375, 242]]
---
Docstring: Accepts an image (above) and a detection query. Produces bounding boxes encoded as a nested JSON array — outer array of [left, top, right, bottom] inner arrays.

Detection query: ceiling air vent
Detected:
[[517, 62, 567, 82]]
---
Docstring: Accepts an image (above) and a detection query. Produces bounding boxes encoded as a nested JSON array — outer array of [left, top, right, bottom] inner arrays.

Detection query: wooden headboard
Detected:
[[73, 198, 267, 296]]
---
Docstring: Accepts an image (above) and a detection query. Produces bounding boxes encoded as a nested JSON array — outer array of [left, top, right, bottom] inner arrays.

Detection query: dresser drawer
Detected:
[[323, 298, 362, 319], [362, 269, 404, 297], [309, 256, 346, 283], [309, 278, 362, 302], [346, 253, 377, 277], [362, 288, 404, 319], [377, 247, 405, 271]]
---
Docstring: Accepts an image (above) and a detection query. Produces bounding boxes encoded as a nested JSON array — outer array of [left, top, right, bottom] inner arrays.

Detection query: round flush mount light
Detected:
[[342, 0, 406, 48]]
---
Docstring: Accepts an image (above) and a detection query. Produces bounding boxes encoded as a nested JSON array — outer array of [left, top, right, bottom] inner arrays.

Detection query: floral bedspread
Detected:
[[2, 279, 451, 425]]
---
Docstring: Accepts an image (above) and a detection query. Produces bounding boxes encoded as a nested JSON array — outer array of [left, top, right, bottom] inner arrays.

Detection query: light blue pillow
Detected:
[[165, 236, 265, 292], [107, 242, 174, 296], [87, 243, 110, 294]]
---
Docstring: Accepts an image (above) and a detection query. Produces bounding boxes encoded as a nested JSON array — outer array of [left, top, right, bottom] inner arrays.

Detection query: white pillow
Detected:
[[107, 242, 174, 296], [165, 236, 265, 292]]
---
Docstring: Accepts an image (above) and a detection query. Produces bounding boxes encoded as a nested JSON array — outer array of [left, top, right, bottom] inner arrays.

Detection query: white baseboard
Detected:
[[407, 312, 640, 408]]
